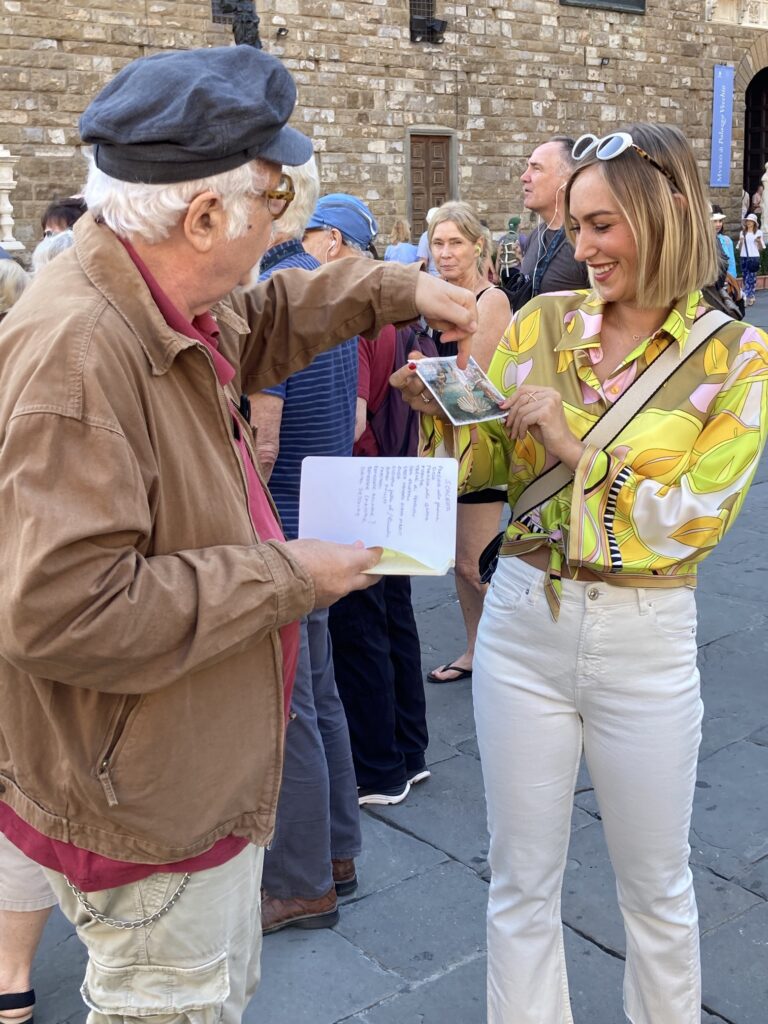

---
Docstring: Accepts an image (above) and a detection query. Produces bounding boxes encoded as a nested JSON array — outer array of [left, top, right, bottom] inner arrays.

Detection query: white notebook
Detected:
[[298, 457, 458, 575]]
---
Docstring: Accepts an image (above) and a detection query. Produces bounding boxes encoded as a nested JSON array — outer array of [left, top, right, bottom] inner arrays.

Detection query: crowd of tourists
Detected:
[[0, 42, 766, 1024]]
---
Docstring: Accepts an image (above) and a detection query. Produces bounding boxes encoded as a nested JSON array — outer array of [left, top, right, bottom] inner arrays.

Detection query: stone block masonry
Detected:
[[0, 0, 761, 245]]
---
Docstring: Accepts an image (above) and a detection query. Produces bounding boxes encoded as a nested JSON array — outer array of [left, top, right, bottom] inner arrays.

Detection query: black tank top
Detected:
[[427, 285, 496, 357]]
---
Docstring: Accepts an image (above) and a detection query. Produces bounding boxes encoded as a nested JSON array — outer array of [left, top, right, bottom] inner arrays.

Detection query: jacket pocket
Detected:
[[93, 695, 142, 808], [83, 952, 229, 1021]]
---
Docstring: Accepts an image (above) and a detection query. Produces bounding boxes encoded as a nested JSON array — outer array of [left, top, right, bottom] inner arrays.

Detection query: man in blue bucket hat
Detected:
[[0, 45, 477, 1023], [304, 192, 380, 256]]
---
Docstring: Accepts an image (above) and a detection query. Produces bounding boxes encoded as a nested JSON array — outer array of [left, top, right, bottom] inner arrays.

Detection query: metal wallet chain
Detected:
[[65, 872, 191, 930]]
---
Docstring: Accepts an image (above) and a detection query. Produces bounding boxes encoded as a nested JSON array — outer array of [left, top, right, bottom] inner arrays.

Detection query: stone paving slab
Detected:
[[417, 677, 477, 750], [698, 529, 768, 602], [694, 589, 768, 647], [732, 855, 768, 900], [335, 861, 488, 983], [691, 739, 768, 879], [354, 927, 626, 1024], [410, 574, 460, 614], [246, 927, 401, 1024], [414, 601, 465, 657], [563, 821, 763, 957], [352, 812, 449, 900], [697, 631, 768, 759], [700, 900, 768, 1024], [33, 908, 87, 1024], [350, 955, 487, 1023], [425, 733, 459, 767], [563, 926, 625, 1023], [366, 752, 489, 874]]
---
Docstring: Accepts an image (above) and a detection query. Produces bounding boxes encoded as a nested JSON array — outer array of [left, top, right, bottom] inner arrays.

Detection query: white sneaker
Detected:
[[358, 781, 411, 806], [407, 768, 432, 786]]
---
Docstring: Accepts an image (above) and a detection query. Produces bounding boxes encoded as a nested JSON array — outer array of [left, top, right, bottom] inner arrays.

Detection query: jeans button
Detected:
[[587, 587, 600, 601]]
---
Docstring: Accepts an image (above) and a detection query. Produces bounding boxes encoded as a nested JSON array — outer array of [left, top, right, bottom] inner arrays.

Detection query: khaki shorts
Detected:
[[0, 830, 58, 911], [44, 843, 265, 1024]]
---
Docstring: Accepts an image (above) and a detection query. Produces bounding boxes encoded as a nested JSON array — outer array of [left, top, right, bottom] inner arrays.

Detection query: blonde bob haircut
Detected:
[[389, 217, 412, 244], [564, 123, 720, 309], [428, 201, 488, 275]]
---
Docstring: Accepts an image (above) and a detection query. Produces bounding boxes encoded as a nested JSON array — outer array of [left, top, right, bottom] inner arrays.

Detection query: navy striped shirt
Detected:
[[259, 239, 358, 538]]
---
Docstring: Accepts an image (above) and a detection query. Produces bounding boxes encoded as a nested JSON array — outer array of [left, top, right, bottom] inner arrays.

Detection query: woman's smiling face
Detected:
[[568, 164, 639, 306]]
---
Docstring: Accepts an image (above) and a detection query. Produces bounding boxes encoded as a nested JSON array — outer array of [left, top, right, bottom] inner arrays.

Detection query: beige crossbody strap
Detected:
[[512, 308, 731, 521]]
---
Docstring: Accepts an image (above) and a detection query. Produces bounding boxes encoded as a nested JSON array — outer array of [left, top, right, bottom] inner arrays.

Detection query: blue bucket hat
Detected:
[[79, 46, 313, 185], [306, 194, 379, 250]]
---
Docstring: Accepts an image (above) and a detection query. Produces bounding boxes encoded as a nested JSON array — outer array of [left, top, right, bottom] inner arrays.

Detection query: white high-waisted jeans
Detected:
[[474, 557, 702, 1024]]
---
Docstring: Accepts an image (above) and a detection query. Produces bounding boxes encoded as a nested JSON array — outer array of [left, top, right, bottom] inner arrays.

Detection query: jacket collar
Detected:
[[73, 214, 249, 376]]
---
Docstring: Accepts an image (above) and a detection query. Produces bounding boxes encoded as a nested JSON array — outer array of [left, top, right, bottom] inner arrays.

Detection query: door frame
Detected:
[[406, 127, 458, 230]]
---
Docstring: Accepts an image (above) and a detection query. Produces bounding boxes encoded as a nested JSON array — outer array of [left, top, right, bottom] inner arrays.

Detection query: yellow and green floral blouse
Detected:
[[422, 289, 768, 617]]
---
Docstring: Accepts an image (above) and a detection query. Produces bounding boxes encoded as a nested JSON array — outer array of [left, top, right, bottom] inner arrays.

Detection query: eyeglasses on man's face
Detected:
[[250, 174, 295, 221], [572, 132, 681, 194]]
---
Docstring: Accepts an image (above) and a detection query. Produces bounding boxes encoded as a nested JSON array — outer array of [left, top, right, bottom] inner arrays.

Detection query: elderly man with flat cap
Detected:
[[0, 45, 475, 1024]]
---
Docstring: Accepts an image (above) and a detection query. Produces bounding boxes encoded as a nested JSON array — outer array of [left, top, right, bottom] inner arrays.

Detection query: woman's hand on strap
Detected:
[[414, 274, 477, 368], [389, 353, 443, 416], [501, 385, 585, 470]]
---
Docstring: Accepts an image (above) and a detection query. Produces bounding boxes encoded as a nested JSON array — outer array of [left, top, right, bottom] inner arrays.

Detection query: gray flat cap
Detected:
[[79, 46, 313, 184]]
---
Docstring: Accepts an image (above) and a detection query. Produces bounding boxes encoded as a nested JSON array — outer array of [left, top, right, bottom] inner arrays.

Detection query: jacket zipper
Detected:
[[198, 342, 287, 839], [96, 697, 137, 807]]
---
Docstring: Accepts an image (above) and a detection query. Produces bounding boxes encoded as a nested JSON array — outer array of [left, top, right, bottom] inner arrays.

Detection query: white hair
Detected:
[[82, 154, 273, 245], [272, 155, 319, 242], [32, 229, 75, 273]]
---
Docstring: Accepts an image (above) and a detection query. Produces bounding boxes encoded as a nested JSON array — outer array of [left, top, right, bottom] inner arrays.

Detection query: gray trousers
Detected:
[[262, 607, 361, 899]]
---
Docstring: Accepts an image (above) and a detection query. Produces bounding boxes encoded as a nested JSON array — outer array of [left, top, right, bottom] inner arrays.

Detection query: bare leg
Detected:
[[0, 907, 52, 1020], [429, 500, 504, 682]]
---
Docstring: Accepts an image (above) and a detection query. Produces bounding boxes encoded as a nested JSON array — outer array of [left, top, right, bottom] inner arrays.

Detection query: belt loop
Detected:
[[637, 587, 650, 615]]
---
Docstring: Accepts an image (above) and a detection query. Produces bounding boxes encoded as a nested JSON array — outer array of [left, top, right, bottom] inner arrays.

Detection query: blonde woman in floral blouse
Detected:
[[394, 123, 768, 1023]]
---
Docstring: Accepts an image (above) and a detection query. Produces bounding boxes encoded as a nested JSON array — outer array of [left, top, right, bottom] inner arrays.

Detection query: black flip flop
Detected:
[[0, 990, 34, 1024], [426, 661, 473, 684]]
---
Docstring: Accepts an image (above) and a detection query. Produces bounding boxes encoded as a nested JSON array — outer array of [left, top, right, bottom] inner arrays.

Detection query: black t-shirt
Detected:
[[520, 224, 589, 294]]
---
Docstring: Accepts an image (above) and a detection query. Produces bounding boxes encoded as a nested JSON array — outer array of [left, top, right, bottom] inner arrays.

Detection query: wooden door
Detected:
[[745, 68, 768, 196], [410, 134, 452, 237]]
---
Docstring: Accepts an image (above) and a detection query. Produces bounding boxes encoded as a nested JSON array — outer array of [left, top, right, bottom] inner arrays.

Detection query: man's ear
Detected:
[[182, 191, 226, 253]]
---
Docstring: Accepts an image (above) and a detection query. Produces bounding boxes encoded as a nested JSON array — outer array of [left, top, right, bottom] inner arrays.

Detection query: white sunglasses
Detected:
[[572, 132, 681, 193]]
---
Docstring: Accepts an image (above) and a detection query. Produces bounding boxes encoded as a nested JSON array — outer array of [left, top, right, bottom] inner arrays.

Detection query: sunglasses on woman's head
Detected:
[[572, 132, 681, 194]]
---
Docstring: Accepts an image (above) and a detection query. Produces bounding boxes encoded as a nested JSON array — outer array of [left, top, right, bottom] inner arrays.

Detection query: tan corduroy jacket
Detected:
[[0, 214, 421, 863]]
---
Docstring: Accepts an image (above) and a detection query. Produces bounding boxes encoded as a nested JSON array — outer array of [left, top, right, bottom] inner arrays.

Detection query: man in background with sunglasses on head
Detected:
[[0, 46, 477, 1024], [519, 135, 589, 297]]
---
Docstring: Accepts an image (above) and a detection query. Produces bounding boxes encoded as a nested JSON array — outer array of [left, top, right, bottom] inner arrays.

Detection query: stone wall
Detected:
[[0, 0, 229, 248], [264, 0, 759, 235], [0, 0, 762, 247]]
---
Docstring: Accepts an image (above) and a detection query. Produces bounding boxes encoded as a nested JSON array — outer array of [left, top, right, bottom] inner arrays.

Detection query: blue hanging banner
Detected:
[[710, 64, 734, 188]]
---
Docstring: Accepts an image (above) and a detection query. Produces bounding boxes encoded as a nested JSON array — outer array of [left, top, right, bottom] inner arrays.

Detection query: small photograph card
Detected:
[[298, 457, 458, 576], [415, 355, 507, 426]]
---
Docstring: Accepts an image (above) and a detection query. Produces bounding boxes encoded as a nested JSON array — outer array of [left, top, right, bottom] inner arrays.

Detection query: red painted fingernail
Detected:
[[408, 362, 417, 370]]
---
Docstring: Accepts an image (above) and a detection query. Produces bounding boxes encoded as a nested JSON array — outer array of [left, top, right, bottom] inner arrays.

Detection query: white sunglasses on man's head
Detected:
[[572, 132, 681, 193]]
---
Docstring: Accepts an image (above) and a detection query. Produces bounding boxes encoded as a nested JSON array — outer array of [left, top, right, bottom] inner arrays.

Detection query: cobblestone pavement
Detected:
[[33, 295, 768, 1023]]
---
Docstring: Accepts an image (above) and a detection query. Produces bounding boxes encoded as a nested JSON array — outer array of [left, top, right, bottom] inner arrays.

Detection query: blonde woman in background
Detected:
[[424, 201, 511, 684], [384, 218, 419, 264]]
